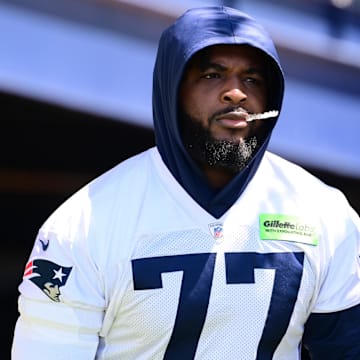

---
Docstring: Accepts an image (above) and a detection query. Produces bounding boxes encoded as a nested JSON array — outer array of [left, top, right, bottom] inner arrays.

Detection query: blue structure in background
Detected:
[[1, 1, 359, 355], [0, 0, 359, 177]]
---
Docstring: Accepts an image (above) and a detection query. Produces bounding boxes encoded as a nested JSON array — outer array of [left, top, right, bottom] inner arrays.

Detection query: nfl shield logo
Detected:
[[209, 223, 224, 241]]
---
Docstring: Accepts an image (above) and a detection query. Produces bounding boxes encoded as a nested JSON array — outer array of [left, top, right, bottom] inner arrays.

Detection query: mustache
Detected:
[[211, 106, 250, 119]]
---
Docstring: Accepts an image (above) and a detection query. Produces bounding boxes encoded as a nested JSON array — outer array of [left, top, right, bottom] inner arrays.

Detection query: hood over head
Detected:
[[152, 6, 285, 218]]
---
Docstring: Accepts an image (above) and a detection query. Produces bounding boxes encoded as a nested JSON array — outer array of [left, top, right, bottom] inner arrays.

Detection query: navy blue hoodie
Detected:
[[152, 6, 284, 218]]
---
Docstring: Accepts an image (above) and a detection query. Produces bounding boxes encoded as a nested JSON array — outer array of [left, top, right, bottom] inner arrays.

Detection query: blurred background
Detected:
[[1, 0, 359, 356]]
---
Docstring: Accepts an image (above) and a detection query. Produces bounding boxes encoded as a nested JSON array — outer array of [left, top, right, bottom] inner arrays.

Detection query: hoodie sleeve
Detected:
[[303, 202, 360, 359], [302, 304, 360, 359], [11, 189, 107, 359]]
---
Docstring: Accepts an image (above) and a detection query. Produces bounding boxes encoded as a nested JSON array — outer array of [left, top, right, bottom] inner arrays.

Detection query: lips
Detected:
[[216, 110, 249, 128]]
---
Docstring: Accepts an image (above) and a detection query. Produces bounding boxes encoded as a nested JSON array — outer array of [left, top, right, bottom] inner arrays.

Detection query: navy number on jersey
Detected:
[[132, 252, 304, 359]]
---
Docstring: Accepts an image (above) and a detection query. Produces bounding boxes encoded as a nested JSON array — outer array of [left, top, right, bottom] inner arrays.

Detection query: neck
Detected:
[[201, 165, 236, 189]]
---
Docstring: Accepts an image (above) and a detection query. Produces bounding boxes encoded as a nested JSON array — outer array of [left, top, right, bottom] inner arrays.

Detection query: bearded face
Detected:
[[179, 109, 259, 173], [178, 45, 271, 179]]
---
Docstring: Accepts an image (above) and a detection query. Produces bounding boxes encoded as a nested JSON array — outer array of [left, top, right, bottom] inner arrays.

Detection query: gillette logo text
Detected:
[[263, 220, 315, 233], [259, 214, 318, 246]]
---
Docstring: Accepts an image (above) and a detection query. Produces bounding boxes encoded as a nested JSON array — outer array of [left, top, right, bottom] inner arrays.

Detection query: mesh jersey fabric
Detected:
[[12, 148, 360, 359]]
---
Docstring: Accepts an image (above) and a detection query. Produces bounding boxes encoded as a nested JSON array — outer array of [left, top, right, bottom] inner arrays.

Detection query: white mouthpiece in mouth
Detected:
[[246, 110, 279, 122]]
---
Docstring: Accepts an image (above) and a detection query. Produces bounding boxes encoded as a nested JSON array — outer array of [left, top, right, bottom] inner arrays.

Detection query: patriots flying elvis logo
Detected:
[[24, 259, 72, 302]]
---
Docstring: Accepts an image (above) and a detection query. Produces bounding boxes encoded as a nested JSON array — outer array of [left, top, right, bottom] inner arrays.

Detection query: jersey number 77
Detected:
[[132, 252, 304, 359]]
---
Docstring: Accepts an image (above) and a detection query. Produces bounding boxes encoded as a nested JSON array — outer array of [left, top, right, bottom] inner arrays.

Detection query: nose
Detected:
[[220, 79, 247, 104]]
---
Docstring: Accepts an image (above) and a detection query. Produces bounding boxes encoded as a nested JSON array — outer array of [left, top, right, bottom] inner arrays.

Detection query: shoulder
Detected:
[[38, 148, 158, 259], [263, 152, 325, 185], [262, 151, 348, 201], [260, 151, 359, 240], [49, 148, 155, 218], [88, 147, 155, 196]]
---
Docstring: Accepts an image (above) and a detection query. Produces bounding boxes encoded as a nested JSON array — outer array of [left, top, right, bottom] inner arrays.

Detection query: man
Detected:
[[12, 6, 360, 359]]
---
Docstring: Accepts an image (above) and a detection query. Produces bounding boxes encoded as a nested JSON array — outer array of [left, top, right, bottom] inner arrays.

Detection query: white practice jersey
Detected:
[[12, 148, 360, 359]]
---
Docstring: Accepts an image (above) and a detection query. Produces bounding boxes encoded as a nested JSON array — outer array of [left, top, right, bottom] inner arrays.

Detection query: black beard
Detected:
[[180, 112, 259, 174]]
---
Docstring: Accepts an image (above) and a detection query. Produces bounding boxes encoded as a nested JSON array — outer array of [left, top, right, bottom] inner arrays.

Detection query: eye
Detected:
[[244, 77, 258, 84], [244, 76, 265, 87], [201, 72, 221, 79]]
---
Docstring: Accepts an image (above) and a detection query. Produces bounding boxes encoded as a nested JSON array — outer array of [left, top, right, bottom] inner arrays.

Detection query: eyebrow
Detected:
[[199, 61, 227, 72], [200, 61, 265, 77], [244, 67, 266, 76], [198, 51, 265, 71]]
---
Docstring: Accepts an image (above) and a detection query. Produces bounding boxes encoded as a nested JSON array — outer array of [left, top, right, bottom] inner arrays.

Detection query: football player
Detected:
[[12, 6, 360, 359]]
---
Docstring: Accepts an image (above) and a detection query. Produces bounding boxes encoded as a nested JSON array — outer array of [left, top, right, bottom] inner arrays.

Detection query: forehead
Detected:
[[187, 44, 267, 69]]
